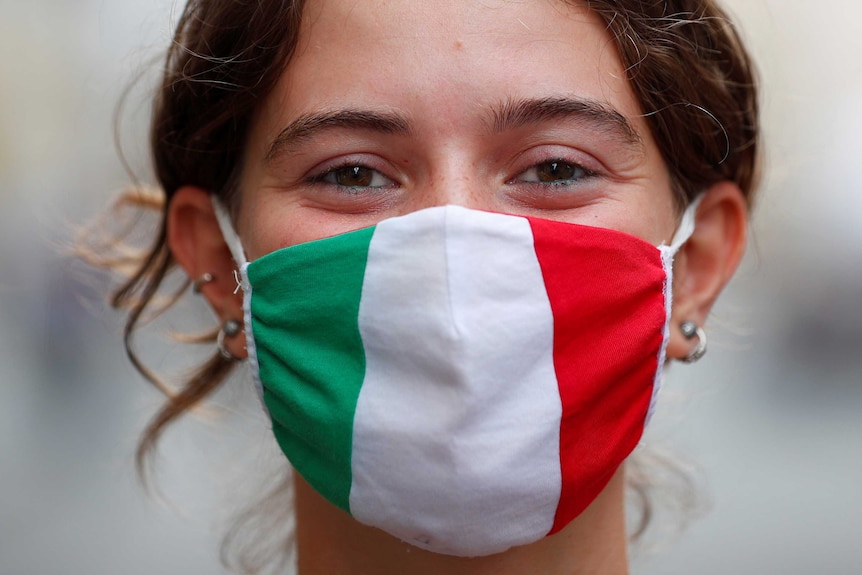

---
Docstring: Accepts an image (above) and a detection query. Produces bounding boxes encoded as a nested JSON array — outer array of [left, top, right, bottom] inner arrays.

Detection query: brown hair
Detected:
[[589, 0, 760, 204], [101, 0, 308, 476], [89, 0, 758, 568]]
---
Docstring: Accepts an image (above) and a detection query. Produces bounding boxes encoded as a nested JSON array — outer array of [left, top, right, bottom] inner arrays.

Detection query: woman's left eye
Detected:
[[513, 160, 593, 186], [313, 165, 394, 189]]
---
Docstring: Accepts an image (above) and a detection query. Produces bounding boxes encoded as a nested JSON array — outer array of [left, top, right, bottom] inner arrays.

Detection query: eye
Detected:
[[313, 164, 394, 189], [514, 159, 593, 186]]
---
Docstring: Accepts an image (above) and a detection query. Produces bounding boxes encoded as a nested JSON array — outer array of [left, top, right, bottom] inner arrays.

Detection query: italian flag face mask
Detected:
[[213, 201, 698, 557]]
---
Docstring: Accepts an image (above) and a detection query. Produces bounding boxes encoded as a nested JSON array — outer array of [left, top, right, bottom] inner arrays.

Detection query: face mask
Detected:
[[214, 201, 698, 558]]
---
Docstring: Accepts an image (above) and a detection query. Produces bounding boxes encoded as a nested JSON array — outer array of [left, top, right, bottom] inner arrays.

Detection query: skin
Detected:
[[168, 0, 749, 572]]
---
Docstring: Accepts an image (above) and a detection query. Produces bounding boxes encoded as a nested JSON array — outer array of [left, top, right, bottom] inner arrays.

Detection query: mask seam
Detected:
[[646, 246, 675, 425], [443, 206, 461, 340], [241, 262, 269, 420]]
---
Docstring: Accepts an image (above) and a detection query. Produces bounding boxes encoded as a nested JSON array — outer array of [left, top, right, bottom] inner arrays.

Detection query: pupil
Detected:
[[336, 166, 373, 187], [538, 161, 576, 182]]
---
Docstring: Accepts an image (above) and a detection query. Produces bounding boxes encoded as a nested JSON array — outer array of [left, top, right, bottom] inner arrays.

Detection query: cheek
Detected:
[[239, 194, 375, 260], [647, 195, 681, 245], [629, 167, 679, 245], [238, 197, 303, 260]]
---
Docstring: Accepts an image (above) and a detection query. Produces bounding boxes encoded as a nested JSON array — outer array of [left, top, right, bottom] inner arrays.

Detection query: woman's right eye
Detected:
[[311, 165, 395, 189]]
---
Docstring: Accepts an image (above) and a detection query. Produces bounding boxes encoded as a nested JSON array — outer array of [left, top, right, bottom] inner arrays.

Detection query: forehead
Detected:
[[260, 0, 643, 125]]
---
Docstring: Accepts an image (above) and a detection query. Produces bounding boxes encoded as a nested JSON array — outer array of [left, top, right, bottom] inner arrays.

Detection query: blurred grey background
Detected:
[[1, 1, 860, 574]]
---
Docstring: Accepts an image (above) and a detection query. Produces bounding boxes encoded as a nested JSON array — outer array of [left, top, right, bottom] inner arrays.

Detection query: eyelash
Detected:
[[306, 162, 396, 190], [508, 159, 597, 188], [305, 157, 598, 193]]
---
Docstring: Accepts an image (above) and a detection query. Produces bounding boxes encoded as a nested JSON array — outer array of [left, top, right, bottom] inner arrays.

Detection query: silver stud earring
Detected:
[[217, 319, 243, 361], [192, 273, 215, 294], [679, 320, 707, 363]]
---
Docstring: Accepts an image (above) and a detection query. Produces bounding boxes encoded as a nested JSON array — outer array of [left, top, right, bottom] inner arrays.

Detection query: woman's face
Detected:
[[235, 0, 678, 259]]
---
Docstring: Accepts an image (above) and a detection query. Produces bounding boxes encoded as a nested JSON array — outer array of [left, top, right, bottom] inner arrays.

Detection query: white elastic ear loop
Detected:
[[212, 197, 249, 268], [665, 194, 703, 253], [211, 196, 269, 417]]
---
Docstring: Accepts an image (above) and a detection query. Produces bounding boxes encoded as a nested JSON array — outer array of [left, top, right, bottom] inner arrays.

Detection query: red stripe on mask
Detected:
[[527, 218, 668, 535]]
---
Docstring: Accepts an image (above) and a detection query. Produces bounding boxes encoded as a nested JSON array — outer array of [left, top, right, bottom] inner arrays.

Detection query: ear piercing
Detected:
[[191, 273, 242, 361], [217, 319, 243, 361], [192, 273, 215, 294], [679, 320, 707, 363]]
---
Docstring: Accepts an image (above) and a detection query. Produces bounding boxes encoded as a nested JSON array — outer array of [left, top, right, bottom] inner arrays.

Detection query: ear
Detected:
[[168, 186, 247, 359], [665, 181, 748, 361]]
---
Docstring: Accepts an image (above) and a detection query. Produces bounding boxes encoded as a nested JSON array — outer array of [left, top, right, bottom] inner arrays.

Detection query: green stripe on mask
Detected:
[[247, 225, 376, 512]]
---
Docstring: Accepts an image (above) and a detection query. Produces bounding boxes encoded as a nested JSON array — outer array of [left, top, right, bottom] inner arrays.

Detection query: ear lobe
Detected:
[[665, 181, 748, 361], [168, 185, 247, 358]]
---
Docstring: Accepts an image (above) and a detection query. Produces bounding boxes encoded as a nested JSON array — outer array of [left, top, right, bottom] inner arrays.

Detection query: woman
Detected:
[[99, 0, 759, 573]]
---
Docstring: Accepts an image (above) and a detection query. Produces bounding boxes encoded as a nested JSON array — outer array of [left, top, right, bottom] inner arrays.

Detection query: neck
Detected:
[[293, 467, 630, 575]]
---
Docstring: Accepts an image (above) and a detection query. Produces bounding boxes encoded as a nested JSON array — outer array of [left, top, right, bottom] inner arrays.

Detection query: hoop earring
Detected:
[[679, 321, 707, 363], [192, 273, 214, 294], [217, 319, 243, 361]]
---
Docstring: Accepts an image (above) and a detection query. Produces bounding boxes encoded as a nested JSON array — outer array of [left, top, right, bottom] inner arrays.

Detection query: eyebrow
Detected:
[[488, 96, 643, 151], [264, 96, 642, 162], [265, 109, 412, 162]]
